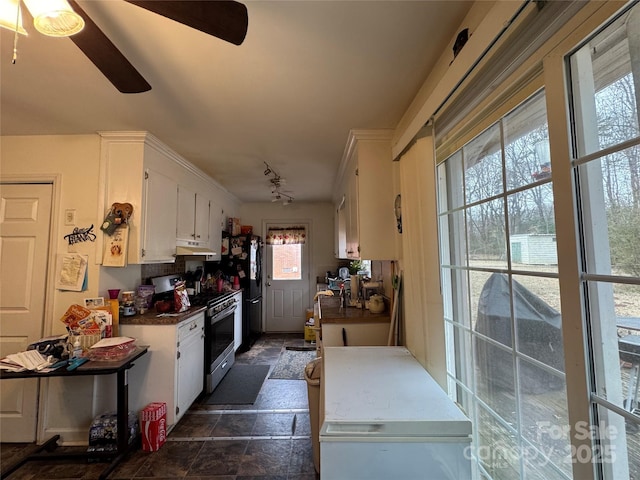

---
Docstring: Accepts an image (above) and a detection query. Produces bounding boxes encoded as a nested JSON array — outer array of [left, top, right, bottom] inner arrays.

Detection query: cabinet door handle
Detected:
[[196, 234, 201, 238]]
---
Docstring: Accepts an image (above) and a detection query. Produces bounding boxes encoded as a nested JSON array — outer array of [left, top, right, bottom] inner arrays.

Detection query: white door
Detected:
[[265, 223, 310, 332], [0, 183, 53, 441]]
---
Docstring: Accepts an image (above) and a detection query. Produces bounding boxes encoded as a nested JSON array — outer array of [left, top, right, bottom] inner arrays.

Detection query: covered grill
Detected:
[[475, 273, 564, 394]]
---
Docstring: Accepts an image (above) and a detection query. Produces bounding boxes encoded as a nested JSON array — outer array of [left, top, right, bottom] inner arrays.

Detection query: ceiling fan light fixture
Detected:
[[23, 0, 84, 37], [0, 0, 27, 35]]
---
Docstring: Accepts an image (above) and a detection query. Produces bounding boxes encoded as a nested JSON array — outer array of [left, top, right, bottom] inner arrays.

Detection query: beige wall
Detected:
[[239, 201, 338, 283], [397, 135, 446, 388], [1, 134, 109, 443], [1, 134, 105, 332]]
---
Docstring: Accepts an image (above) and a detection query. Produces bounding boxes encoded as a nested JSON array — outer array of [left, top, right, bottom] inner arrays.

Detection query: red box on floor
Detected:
[[139, 402, 166, 452]]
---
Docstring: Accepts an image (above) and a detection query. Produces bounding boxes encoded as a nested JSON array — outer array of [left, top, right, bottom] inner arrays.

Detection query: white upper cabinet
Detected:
[[100, 132, 180, 264], [333, 130, 396, 260], [209, 201, 223, 261], [177, 186, 211, 247], [177, 186, 197, 244], [143, 169, 179, 263], [99, 132, 233, 264], [194, 193, 211, 245], [335, 195, 347, 259]]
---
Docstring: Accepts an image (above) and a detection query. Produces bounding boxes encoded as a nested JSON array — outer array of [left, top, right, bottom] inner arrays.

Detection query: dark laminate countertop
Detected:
[[320, 306, 390, 324], [119, 305, 207, 326]]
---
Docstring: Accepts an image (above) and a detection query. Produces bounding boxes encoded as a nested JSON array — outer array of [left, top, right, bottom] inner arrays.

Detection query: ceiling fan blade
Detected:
[[68, 0, 151, 94], [125, 0, 248, 46]]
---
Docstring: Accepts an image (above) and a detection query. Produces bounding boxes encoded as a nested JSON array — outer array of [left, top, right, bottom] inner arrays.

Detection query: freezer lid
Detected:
[[321, 347, 472, 438]]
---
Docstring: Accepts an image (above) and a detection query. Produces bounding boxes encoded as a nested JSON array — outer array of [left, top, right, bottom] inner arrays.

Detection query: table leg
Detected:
[[626, 363, 640, 413], [0, 435, 60, 480], [97, 368, 130, 480]]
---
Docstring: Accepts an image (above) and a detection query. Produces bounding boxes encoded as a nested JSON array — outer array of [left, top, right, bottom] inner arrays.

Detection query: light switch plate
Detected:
[[64, 209, 76, 225]]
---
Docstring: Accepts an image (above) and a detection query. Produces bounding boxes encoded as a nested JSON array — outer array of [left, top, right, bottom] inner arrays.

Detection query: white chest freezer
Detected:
[[320, 346, 472, 480]]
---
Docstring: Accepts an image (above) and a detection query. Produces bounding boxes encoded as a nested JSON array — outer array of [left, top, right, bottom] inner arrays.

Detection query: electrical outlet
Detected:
[[64, 209, 76, 225]]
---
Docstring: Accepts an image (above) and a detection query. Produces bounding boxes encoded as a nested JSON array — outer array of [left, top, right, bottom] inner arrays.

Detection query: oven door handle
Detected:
[[210, 304, 237, 323]]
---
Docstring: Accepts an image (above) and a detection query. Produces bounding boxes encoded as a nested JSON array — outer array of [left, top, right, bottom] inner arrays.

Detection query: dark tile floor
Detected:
[[1, 334, 319, 480]]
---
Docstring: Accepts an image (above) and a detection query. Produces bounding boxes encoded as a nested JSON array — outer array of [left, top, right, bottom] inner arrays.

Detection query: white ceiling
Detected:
[[1, 0, 472, 203]]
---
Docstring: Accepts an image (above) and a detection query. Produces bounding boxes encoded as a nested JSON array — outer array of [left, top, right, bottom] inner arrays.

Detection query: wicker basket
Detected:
[[68, 333, 102, 353]]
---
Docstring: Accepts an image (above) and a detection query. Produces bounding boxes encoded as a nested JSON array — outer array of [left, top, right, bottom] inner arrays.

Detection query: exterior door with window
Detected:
[[264, 223, 310, 332]]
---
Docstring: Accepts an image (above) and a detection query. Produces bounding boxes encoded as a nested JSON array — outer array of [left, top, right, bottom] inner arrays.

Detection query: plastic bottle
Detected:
[[110, 298, 120, 336], [71, 339, 82, 359], [108, 289, 120, 337]]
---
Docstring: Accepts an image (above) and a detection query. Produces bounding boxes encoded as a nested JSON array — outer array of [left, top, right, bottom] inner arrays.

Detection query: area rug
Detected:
[[269, 348, 317, 380], [204, 364, 270, 405]]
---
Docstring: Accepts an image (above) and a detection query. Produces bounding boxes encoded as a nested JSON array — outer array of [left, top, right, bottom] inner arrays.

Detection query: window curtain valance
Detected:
[[265, 226, 307, 245]]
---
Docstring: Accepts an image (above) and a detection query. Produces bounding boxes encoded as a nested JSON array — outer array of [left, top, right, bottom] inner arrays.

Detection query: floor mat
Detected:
[[204, 364, 270, 404], [269, 349, 317, 380]]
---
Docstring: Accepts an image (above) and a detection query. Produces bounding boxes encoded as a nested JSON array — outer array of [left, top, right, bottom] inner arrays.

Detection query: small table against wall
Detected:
[[0, 345, 148, 480]]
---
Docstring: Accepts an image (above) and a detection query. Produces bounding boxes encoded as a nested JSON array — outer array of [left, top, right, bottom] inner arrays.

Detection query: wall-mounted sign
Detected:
[[64, 224, 97, 245]]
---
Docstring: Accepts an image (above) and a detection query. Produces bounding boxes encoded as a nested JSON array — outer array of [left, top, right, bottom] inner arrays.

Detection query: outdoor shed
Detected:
[[510, 234, 557, 265]]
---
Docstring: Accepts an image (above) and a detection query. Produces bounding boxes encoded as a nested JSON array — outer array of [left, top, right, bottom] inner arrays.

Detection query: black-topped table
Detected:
[[0, 345, 148, 480]]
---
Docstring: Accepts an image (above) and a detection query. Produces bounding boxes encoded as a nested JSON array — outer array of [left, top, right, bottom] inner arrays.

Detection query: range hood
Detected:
[[176, 245, 217, 256]]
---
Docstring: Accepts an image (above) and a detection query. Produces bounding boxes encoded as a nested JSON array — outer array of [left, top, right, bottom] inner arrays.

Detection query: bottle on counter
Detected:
[[135, 295, 148, 314], [108, 289, 120, 336], [71, 339, 82, 359]]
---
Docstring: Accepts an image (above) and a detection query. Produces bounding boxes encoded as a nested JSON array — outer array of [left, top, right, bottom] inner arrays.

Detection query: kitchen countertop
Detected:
[[119, 305, 207, 326], [320, 306, 390, 323]]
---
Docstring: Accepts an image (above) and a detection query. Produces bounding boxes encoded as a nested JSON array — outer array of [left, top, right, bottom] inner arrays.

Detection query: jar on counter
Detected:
[[134, 296, 148, 314], [120, 299, 136, 316], [121, 291, 135, 303]]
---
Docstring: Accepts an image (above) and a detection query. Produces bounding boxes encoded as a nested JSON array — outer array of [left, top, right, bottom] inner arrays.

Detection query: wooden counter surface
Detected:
[[119, 305, 206, 326]]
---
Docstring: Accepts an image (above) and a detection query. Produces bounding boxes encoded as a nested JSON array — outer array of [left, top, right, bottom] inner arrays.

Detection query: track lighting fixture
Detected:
[[263, 161, 294, 204]]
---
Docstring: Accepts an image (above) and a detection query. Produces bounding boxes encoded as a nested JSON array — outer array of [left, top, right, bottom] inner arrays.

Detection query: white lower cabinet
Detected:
[[233, 291, 243, 350], [120, 312, 205, 430], [176, 315, 206, 418]]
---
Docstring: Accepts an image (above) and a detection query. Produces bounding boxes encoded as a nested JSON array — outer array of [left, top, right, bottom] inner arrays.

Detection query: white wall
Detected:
[[239, 201, 338, 282]]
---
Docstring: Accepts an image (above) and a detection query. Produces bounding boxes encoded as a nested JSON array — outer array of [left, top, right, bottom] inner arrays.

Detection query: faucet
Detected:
[[313, 290, 334, 320]]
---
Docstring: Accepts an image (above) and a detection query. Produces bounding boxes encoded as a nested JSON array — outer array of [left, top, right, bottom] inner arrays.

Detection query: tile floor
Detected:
[[1, 334, 319, 480]]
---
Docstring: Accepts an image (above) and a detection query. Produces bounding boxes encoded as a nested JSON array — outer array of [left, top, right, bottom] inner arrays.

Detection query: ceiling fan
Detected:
[[8, 0, 248, 94]]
